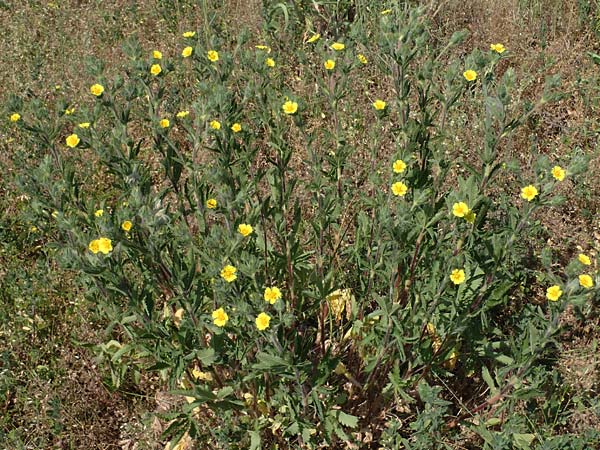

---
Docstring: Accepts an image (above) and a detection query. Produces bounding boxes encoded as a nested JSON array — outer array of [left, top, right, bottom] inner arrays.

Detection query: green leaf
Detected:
[[513, 433, 536, 449], [336, 411, 359, 428], [197, 348, 215, 366], [481, 366, 497, 393], [494, 354, 514, 365], [249, 430, 261, 450], [252, 352, 290, 370]]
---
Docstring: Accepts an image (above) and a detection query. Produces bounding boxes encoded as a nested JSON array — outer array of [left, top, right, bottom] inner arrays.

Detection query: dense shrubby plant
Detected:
[[7, 3, 598, 449]]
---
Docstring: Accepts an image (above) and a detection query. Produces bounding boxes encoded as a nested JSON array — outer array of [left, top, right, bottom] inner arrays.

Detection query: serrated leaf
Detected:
[[336, 411, 358, 428]]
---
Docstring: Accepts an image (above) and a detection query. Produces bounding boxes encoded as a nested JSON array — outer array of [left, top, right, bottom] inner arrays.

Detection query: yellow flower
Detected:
[[306, 33, 320, 43], [579, 274, 594, 289], [393, 159, 406, 173], [373, 99, 386, 110], [452, 202, 470, 218], [238, 223, 253, 236], [97, 237, 113, 255], [206, 198, 217, 209], [150, 64, 162, 76], [90, 83, 104, 96], [121, 220, 132, 232], [330, 42, 345, 51], [490, 43, 506, 54], [176, 110, 190, 118], [160, 119, 170, 128], [64, 107, 75, 115], [255, 312, 271, 330], [183, 31, 196, 38], [182, 46, 193, 58], [88, 239, 100, 254], [231, 123, 242, 133], [450, 269, 466, 285], [357, 54, 368, 64], [266, 57, 275, 68], [66, 134, 80, 148], [220, 265, 237, 282], [255, 45, 271, 52], [546, 285, 562, 302], [282, 100, 298, 115], [381, 9, 392, 15], [212, 307, 229, 327], [78, 122, 90, 128], [210, 120, 221, 130], [551, 165, 565, 181], [264, 287, 282, 304], [10, 113, 20, 122], [521, 185, 538, 201], [391, 181, 408, 197], [464, 211, 477, 224], [578, 254, 592, 266], [463, 70, 477, 81], [152, 50, 162, 59], [94, 209, 104, 217], [324, 59, 336, 70], [207, 50, 219, 62]]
